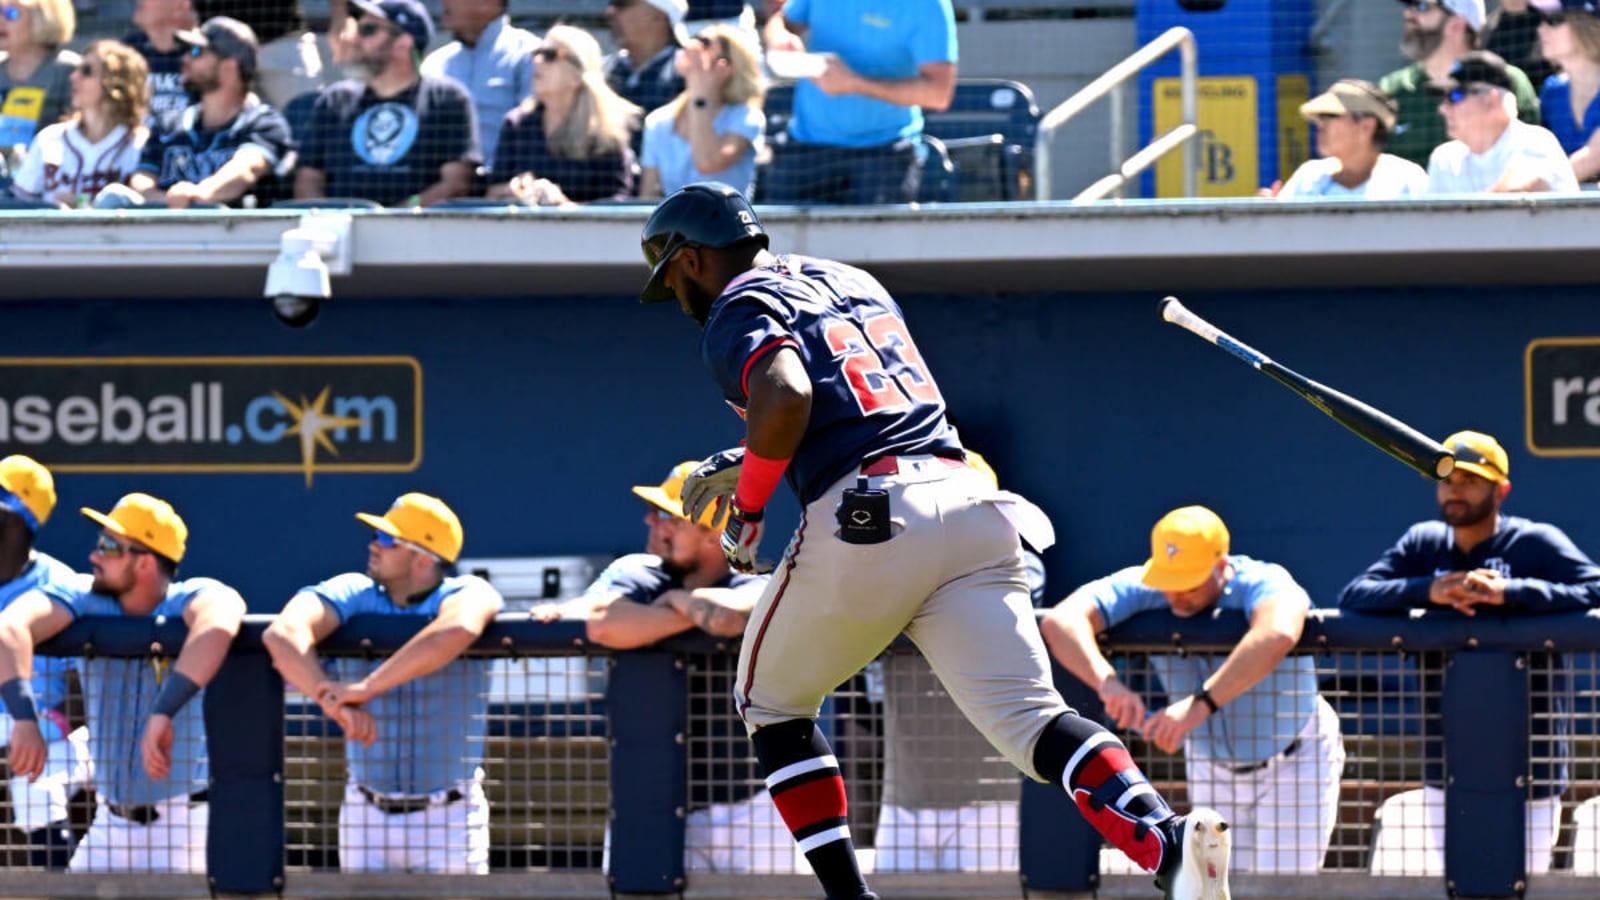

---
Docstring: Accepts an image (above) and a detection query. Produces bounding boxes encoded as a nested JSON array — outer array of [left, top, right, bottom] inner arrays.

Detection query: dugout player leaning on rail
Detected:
[[1340, 429, 1600, 876], [263, 492, 503, 874], [1041, 506, 1346, 875], [638, 182, 1231, 900], [531, 461, 797, 873], [0, 456, 91, 870], [0, 492, 245, 873]]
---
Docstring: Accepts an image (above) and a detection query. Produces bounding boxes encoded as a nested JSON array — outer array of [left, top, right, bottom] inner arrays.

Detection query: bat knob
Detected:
[[1435, 455, 1455, 479]]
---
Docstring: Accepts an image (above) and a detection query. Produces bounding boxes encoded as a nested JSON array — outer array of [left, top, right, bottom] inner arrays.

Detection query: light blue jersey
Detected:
[[309, 572, 502, 795], [1083, 556, 1317, 765], [784, 0, 957, 147], [0, 552, 77, 729], [39, 574, 240, 805]]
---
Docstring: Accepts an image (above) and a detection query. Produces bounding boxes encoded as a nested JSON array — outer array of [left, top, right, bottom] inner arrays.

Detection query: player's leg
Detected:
[[902, 491, 1188, 876], [1186, 757, 1253, 869], [179, 798, 208, 873], [64, 803, 111, 873], [735, 491, 944, 899], [1249, 696, 1344, 873], [11, 748, 75, 869], [337, 783, 381, 873], [1527, 794, 1562, 875]]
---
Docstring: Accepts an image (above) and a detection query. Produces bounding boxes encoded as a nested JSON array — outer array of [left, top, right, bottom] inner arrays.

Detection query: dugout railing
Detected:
[[8, 611, 1600, 899]]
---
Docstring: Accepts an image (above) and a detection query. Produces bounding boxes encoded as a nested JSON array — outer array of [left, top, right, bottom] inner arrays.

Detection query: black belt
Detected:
[[358, 785, 465, 815], [107, 789, 208, 826], [1223, 737, 1302, 775]]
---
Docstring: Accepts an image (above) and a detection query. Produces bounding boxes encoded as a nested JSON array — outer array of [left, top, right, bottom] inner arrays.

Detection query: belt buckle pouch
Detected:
[[837, 477, 892, 545]]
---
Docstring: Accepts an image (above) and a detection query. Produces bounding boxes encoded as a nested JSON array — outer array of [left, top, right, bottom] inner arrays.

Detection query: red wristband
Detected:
[[733, 450, 790, 512]]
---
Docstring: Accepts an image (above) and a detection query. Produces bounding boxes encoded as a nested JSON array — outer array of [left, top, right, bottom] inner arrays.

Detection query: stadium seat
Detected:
[[922, 79, 1041, 202], [917, 134, 956, 204]]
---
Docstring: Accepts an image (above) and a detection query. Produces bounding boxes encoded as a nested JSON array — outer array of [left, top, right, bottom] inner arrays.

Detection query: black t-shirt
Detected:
[[298, 76, 481, 206], [490, 104, 635, 202], [123, 30, 197, 135], [137, 98, 293, 201], [1485, 10, 1558, 90], [687, 0, 749, 19]]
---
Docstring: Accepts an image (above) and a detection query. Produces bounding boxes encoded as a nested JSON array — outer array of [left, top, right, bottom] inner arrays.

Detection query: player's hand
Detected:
[[330, 679, 376, 707], [141, 714, 175, 780], [338, 706, 379, 747], [528, 602, 564, 623], [1460, 568, 1507, 609], [1096, 677, 1147, 731], [721, 504, 765, 573], [165, 182, 202, 209], [682, 447, 744, 524], [8, 720, 46, 783], [1428, 572, 1474, 613], [1140, 697, 1205, 755]]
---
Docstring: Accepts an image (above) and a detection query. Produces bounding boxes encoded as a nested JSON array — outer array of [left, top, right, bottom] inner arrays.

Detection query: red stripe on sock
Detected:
[[770, 774, 847, 834]]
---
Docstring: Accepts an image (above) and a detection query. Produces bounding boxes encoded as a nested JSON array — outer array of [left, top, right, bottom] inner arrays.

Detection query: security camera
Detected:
[[262, 215, 352, 329]]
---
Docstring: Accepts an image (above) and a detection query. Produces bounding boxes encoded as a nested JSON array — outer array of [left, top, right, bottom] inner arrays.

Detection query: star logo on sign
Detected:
[[273, 386, 367, 487]]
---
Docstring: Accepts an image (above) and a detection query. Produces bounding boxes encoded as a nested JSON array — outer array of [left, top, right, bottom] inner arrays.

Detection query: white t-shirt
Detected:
[[1426, 120, 1579, 195], [1276, 153, 1428, 200], [10, 120, 146, 204]]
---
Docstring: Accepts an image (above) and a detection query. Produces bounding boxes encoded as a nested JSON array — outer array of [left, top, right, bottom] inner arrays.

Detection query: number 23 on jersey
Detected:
[[824, 314, 944, 414]]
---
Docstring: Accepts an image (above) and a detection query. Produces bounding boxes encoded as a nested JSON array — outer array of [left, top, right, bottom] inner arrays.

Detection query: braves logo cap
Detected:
[[632, 461, 730, 529], [81, 493, 188, 562], [0, 455, 56, 533], [356, 492, 463, 563], [1140, 505, 1229, 592], [1442, 430, 1508, 483]]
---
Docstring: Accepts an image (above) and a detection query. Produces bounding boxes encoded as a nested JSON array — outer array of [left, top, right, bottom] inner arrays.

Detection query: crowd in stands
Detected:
[[5, 0, 1600, 207], [0, 0, 959, 208]]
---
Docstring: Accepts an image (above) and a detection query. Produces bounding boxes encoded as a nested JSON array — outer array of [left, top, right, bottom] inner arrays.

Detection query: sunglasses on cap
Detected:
[[1442, 84, 1495, 104], [95, 534, 151, 558], [1450, 440, 1505, 476], [0, 6, 20, 21], [647, 507, 676, 521]]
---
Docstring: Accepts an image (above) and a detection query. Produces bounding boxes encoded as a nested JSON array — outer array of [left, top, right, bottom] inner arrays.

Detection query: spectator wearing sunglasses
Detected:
[[1342, 430, 1600, 875], [263, 493, 503, 874], [420, 0, 538, 165], [486, 25, 638, 206], [1425, 50, 1578, 191], [1379, 0, 1542, 167], [0, 457, 90, 871], [118, 17, 292, 209], [1533, 0, 1600, 180], [11, 40, 149, 207], [529, 462, 787, 873], [295, 0, 481, 207], [638, 24, 765, 198], [122, 0, 199, 135], [1485, 0, 1559, 89], [0, 0, 80, 168], [0, 492, 245, 873], [1273, 79, 1428, 199]]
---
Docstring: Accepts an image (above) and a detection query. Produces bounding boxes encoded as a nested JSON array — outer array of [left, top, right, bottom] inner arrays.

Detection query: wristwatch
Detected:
[[1192, 686, 1220, 714]]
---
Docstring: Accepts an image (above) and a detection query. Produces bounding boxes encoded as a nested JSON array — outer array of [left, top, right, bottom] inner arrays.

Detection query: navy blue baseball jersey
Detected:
[[700, 254, 962, 503], [137, 98, 293, 198]]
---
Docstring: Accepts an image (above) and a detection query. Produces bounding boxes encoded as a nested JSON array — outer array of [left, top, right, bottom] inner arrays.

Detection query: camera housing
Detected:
[[262, 215, 352, 329]]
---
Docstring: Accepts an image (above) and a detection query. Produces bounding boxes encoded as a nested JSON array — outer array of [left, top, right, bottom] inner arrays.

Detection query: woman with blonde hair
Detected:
[[1535, 0, 1600, 180], [0, 0, 78, 164], [638, 23, 765, 198], [487, 25, 640, 206], [11, 40, 148, 206]]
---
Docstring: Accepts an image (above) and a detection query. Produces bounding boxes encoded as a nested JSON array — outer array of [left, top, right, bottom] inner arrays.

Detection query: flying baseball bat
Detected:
[[1159, 297, 1455, 480]]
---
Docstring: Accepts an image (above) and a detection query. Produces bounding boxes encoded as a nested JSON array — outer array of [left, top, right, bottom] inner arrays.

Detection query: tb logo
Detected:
[[1195, 129, 1235, 185]]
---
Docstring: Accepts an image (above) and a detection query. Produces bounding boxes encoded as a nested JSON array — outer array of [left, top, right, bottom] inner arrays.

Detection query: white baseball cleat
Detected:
[[1154, 807, 1231, 900]]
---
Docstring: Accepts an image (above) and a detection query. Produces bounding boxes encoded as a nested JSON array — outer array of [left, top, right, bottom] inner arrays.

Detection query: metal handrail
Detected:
[[1034, 26, 1199, 202]]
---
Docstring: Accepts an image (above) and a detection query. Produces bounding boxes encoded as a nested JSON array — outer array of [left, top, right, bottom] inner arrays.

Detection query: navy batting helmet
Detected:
[[639, 182, 768, 304]]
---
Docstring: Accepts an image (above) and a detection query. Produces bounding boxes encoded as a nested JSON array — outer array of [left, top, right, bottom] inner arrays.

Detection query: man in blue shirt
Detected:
[[0, 492, 246, 873], [421, 0, 539, 163], [1340, 429, 1600, 875], [264, 492, 503, 874], [761, 0, 958, 204], [1042, 506, 1346, 875], [532, 461, 787, 871], [0, 455, 89, 870]]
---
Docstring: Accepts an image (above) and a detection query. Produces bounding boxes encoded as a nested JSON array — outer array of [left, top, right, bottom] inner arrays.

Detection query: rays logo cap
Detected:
[[1139, 505, 1230, 592], [1443, 430, 1509, 483], [350, 0, 435, 51], [81, 493, 188, 563], [632, 461, 730, 529], [356, 492, 463, 563], [0, 455, 56, 533]]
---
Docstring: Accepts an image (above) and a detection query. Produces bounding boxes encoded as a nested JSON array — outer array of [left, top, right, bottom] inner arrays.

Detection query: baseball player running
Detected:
[[263, 492, 503, 874], [637, 182, 1230, 900]]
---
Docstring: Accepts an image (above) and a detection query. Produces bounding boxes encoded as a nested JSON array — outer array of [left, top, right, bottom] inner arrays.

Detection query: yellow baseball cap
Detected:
[[1443, 430, 1508, 483], [632, 461, 730, 529], [1139, 505, 1230, 592], [81, 493, 188, 562], [0, 455, 56, 532], [356, 492, 464, 563]]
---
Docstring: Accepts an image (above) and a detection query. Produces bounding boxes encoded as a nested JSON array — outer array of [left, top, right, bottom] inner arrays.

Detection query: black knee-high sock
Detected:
[[26, 824, 74, 870], [1033, 712, 1177, 872], [751, 718, 870, 900]]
